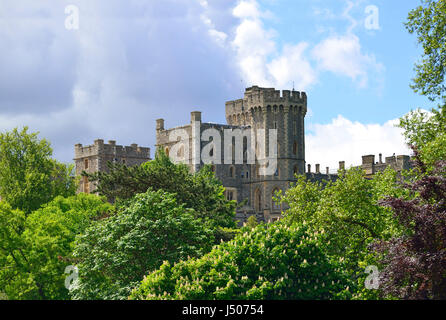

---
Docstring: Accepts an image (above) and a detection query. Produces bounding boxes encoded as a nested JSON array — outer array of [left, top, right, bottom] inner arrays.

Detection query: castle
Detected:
[[74, 86, 411, 223]]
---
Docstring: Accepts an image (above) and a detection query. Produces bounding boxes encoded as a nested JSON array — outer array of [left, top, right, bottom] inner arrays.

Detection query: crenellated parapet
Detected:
[[226, 86, 307, 126], [74, 139, 150, 160]]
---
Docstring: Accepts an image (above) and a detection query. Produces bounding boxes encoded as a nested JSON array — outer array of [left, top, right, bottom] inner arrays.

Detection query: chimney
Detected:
[[307, 164, 311, 173], [191, 111, 202, 123], [156, 119, 164, 131], [326, 167, 329, 175], [362, 155, 375, 165], [339, 161, 345, 170], [316, 164, 320, 174], [379, 153, 383, 164]]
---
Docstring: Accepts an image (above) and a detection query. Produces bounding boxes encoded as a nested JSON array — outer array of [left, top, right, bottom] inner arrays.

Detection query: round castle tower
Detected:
[[225, 86, 307, 175]]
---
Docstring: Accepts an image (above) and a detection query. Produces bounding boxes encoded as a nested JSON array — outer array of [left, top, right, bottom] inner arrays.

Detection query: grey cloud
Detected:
[[0, 0, 243, 162]]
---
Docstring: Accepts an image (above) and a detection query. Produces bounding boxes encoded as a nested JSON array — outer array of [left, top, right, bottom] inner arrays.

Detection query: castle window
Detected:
[[229, 166, 235, 178], [272, 188, 281, 212], [274, 168, 279, 177], [225, 188, 237, 201], [246, 171, 249, 179], [84, 159, 89, 170], [165, 147, 169, 157], [83, 176, 89, 194], [293, 165, 298, 176], [293, 141, 298, 155], [254, 189, 262, 212]]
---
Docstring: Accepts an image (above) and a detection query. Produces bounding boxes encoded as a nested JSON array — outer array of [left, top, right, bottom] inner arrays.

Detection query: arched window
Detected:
[[254, 189, 262, 212], [272, 188, 281, 212], [229, 166, 235, 178]]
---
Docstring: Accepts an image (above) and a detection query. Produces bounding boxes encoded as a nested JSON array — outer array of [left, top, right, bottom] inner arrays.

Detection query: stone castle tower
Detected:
[[156, 86, 310, 223], [74, 139, 151, 193], [74, 86, 411, 224]]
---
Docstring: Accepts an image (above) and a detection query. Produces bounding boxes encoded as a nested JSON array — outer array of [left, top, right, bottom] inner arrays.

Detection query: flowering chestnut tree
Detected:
[[130, 223, 353, 300]]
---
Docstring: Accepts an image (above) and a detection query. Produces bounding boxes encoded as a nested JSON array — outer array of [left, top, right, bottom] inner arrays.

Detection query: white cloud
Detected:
[[306, 115, 411, 172], [267, 43, 317, 90], [233, 0, 262, 19], [312, 34, 383, 87], [231, 0, 317, 90]]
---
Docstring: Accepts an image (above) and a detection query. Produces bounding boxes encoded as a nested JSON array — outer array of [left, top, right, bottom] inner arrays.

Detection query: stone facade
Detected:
[[356, 153, 411, 178], [156, 86, 307, 223], [74, 139, 151, 194], [74, 86, 412, 224]]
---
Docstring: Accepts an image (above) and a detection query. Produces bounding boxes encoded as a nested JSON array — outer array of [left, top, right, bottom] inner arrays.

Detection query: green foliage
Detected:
[[421, 132, 446, 169], [279, 175, 323, 226], [70, 189, 214, 300], [84, 149, 236, 232], [280, 167, 406, 297], [0, 127, 76, 214], [0, 194, 111, 300], [398, 106, 446, 171], [130, 222, 352, 300], [245, 215, 259, 229], [405, 0, 446, 103]]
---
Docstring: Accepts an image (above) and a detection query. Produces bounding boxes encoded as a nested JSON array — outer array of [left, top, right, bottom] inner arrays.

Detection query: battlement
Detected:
[[245, 86, 307, 103], [74, 139, 151, 160], [225, 86, 307, 117]]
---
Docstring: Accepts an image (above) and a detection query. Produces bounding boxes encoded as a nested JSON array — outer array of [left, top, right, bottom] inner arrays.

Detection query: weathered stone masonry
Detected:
[[74, 86, 411, 224]]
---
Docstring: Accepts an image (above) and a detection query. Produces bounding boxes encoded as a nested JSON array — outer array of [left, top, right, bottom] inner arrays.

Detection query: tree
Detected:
[[70, 189, 214, 300], [0, 127, 76, 214], [279, 167, 407, 298], [130, 222, 352, 300], [398, 106, 446, 170], [245, 215, 259, 229], [0, 194, 112, 300], [405, 0, 446, 103], [83, 149, 236, 233], [282, 168, 404, 260], [373, 155, 446, 299]]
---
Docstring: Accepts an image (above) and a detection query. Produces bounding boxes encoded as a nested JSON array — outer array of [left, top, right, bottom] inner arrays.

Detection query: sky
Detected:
[[0, 0, 437, 170]]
